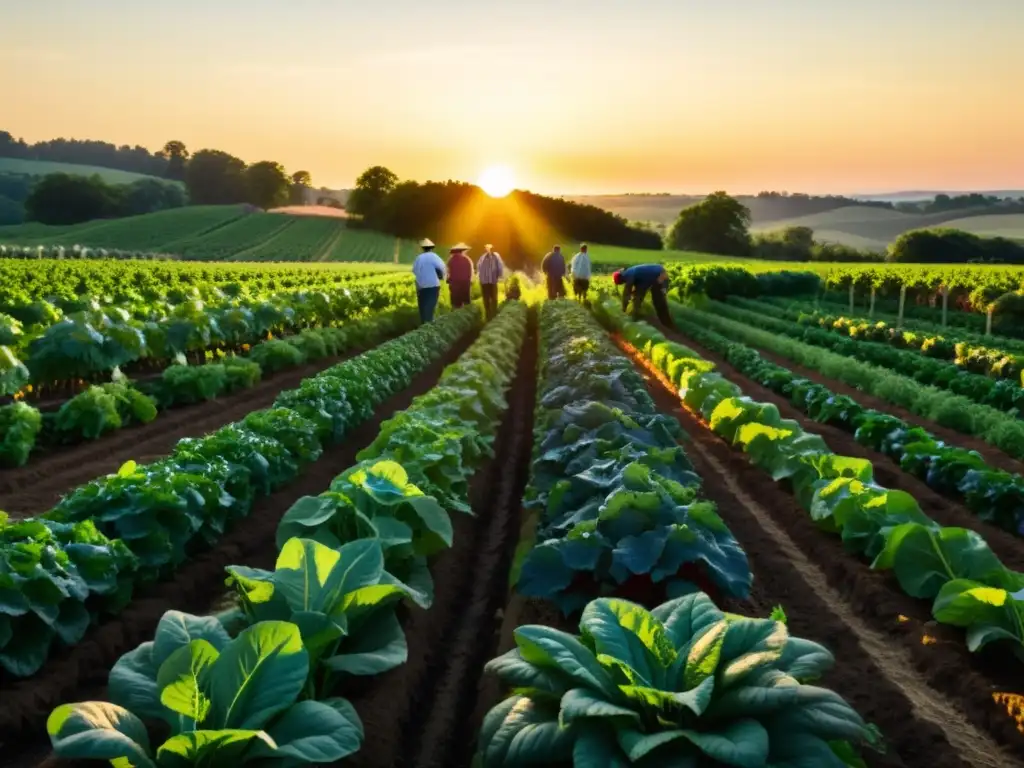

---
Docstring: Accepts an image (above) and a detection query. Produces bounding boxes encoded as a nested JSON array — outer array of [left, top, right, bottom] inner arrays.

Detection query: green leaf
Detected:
[[932, 579, 1024, 652], [117, 460, 138, 478], [678, 719, 770, 767], [108, 643, 162, 720], [683, 619, 726, 689], [481, 694, 574, 765], [651, 593, 725, 651], [47, 702, 155, 767], [580, 599, 677, 688], [617, 728, 690, 762], [153, 610, 231, 668], [254, 698, 364, 762], [157, 729, 273, 763], [157, 639, 219, 728], [323, 610, 408, 675], [514, 625, 619, 701], [558, 687, 640, 727], [207, 621, 308, 730]]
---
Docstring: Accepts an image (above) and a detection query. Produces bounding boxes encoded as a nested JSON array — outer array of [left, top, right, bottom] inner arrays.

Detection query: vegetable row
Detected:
[[601, 298, 1024, 662], [717, 298, 1024, 413], [669, 302, 1024, 461], [477, 300, 881, 767], [46, 301, 528, 766], [0, 305, 480, 680], [0, 306, 423, 468]]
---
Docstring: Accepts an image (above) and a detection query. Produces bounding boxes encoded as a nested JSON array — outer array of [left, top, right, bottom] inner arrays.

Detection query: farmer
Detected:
[[613, 263, 673, 326], [447, 243, 474, 309], [477, 243, 505, 319], [411, 238, 446, 323], [541, 244, 567, 300], [570, 243, 592, 304]]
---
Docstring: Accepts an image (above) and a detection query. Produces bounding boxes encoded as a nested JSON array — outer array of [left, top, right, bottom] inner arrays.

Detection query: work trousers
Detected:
[[546, 275, 566, 300], [417, 286, 440, 323], [449, 280, 472, 308], [480, 282, 499, 318], [573, 278, 590, 301], [630, 283, 673, 327]]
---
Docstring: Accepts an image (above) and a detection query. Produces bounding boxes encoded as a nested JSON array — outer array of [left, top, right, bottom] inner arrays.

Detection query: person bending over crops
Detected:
[[541, 244, 567, 300], [570, 243, 592, 305], [447, 243, 474, 309], [477, 243, 505, 319], [613, 263, 673, 327], [412, 238, 446, 323]]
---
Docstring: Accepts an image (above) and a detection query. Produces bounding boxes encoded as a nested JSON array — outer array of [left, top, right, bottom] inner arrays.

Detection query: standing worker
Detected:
[[477, 243, 505, 319], [541, 244, 567, 300], [412, 238, 446, 323], [613, 263, 674, 326], [447, 243, 474, 308], [570, 243, 592, 305]]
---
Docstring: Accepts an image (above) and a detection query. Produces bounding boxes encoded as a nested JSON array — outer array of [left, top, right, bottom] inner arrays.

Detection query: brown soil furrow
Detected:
[[0, 343, 388, 516], [659, 326, 1024, 570], [616, 336, 1023, 768], [0, 330, 479, 768], [342, 313, 537, 768]]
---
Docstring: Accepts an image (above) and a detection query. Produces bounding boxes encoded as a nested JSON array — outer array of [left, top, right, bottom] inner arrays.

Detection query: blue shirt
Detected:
[[412, 251, 447, 288], [622, 264, 664, 288]]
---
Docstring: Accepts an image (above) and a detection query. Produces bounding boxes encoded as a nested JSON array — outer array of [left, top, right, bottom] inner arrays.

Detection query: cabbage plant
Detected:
[[48, 614, 362, 766], [477, 593, 881, 767]]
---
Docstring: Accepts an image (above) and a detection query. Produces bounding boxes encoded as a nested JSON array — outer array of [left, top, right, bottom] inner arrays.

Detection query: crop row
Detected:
[[0, 305, 481, 680], [602, 299, 1024, 661], [0, 306, 423, 469], [666, 302, 1024, 532], [478, 300, 880, 766], [719, 298, 1024, 411], [45, 301, 528, 766], [669, 301, 1024, 462]]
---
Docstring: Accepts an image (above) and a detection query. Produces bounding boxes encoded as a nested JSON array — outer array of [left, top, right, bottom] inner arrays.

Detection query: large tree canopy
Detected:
[[667, 191, 752, 256]]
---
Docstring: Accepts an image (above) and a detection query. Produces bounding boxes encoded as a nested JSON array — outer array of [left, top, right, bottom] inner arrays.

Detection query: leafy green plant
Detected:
[[54, 382, 158, 441], [477, 593, 881, 766], [48, 615, 363, 766], [160, 363, 229, 405], [227, 537, 412, 691], [249, 338, 305, 373], [0, 401, 42, 467], [0, 344, 29, 395]]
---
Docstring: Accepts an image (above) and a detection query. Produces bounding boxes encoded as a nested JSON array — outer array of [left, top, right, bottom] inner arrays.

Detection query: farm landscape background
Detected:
[[4, 0, 1024, 764]]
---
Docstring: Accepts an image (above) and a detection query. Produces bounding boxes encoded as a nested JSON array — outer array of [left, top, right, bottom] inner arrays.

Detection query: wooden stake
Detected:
[[869, 286, 876, 318], [987, 306, 994, 336], [849, 283, 855, 315], [940, 286, 949, 327], [897, 285, 907, 328]]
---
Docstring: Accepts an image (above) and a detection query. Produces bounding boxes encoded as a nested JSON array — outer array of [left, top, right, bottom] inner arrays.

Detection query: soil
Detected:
[[0, 345, 385, 517], [339, 312, 538, 768], [615, 334, 1024, 768], [0, 329, 479, 767]]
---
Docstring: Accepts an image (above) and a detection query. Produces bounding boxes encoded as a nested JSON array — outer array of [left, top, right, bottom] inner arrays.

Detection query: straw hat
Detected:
[[450, 242, 471, 252], [419, 238, 435, 248], [485, 243, 494, 250]]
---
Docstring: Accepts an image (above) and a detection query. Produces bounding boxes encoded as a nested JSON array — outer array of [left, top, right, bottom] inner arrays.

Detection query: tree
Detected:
[[245, 161, 291, 209], [0, 194, 24, 225], [667, 191, 752, 256], [24, 174, 120, 225], [120, 178, 188, 215], [163, 140, 189, 181], [185, 149, 247, 205], [289, 170, 312, 205], [346, 165, 398, 219]]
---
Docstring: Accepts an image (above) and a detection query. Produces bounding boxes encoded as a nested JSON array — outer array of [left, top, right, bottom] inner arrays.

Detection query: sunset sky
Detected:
[[3, 0, 1022, 195]]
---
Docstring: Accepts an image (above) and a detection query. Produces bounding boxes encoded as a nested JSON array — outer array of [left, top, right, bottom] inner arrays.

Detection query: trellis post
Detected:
[[897, 285, 907, 328]]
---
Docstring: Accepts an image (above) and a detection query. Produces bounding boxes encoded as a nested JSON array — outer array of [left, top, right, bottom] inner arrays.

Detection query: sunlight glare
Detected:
[[478, 165, 516, 198]]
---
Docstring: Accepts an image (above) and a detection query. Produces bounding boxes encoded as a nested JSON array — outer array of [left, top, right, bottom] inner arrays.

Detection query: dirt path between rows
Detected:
[[617, 336, 1020, 768], [656, 325, 1024, 569], [341, 312, 537, 768], [1, 330, 480, 768], [0, 342, 399, 516]]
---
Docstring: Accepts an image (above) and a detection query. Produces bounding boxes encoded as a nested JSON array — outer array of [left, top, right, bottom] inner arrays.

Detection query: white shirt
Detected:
[[570, 252, 592, 279], [412, 251, 447, 288]]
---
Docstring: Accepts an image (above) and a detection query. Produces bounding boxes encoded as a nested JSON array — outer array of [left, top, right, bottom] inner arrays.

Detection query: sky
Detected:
[[2, 0, 1022, 196]]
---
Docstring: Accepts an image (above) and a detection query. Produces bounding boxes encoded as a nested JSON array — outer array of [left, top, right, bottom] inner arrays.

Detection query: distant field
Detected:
[[937, 213, 1024, 240], [0, 204, 415, 262], [0, 157, 179, 186]]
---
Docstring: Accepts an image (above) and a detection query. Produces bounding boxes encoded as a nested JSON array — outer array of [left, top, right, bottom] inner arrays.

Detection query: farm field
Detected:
[[0, 205, 417, 262], [0, 157, 179, 186], [3, 250, 1024, 767]]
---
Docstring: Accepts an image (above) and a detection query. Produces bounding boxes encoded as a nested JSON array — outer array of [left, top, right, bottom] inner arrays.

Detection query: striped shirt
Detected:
[[477, 251, 505, 284]]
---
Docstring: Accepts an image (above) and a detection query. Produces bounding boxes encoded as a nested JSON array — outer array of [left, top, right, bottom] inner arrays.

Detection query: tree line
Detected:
[[667, 191, 1024, 264], [345, 166, 661, 268]]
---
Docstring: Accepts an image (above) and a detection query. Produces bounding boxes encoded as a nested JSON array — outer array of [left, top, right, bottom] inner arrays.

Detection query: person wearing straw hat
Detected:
[[477, 243, 505, 319], [447, 243, 474, 309], [541, 244, 567, 300], [412, 238, 446, 323]]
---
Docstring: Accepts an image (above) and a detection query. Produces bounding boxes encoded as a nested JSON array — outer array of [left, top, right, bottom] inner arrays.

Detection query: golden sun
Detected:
[[478, 165, 516, 198]]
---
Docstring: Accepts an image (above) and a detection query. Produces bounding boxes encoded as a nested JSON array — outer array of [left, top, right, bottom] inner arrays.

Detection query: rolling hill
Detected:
[[0, 157, 179, 186]]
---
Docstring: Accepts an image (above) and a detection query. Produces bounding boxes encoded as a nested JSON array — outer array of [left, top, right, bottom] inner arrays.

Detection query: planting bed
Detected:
[[0, 330, 479, 766]]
